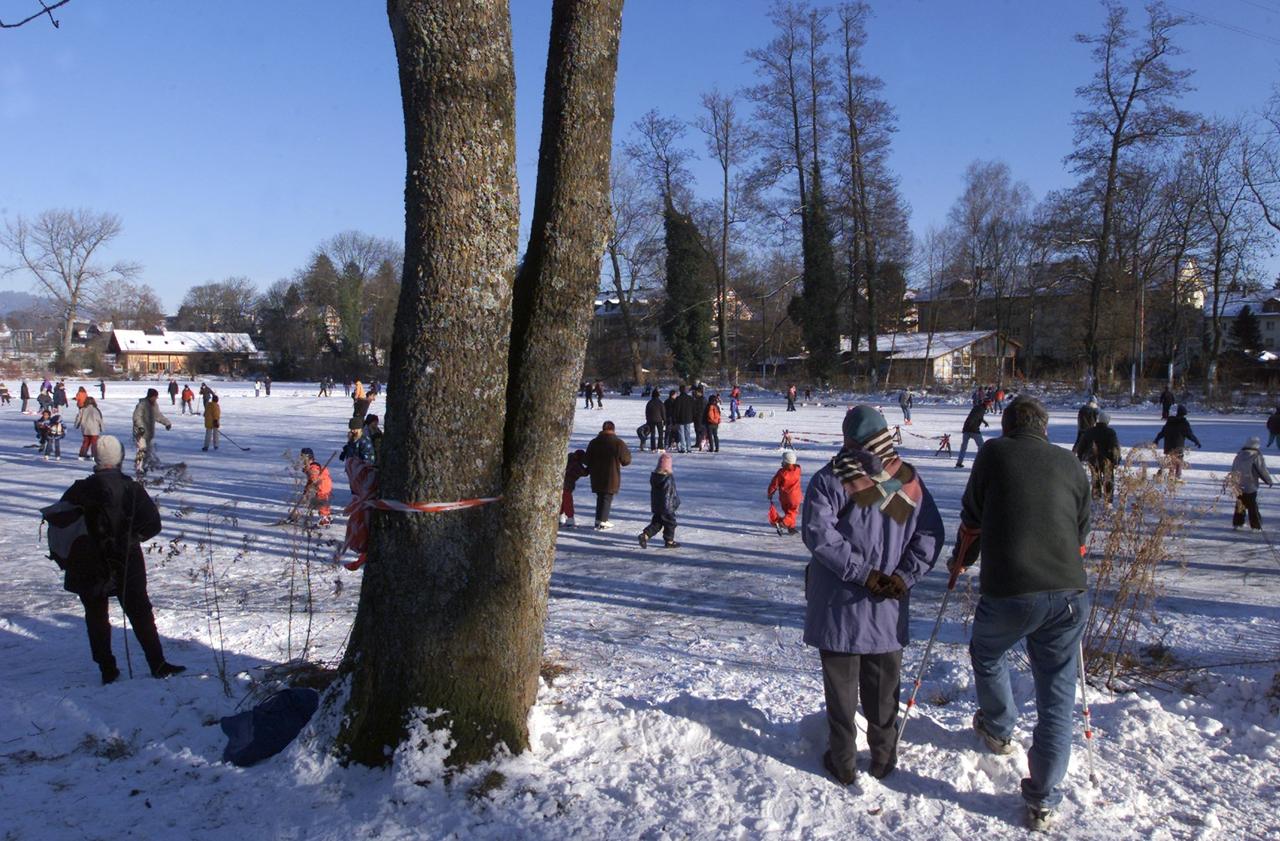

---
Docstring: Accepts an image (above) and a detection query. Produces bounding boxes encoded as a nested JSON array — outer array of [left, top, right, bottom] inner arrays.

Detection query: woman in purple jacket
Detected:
[[802, 405, 946, 784]]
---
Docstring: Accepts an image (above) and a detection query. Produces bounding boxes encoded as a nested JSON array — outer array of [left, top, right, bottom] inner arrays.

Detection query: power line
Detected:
[[1228, 0, 1280, 18], [1171, 4, 1280, 47]]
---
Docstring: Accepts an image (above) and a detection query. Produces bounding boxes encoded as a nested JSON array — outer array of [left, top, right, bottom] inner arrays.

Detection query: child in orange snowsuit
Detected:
[[559, 449, 589, 528], [301, 447, 333, 526], [768, 450, 803, 535]]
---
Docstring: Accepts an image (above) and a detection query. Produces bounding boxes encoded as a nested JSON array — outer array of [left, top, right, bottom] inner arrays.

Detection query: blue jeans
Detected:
[[678, 423, 694, 452], [969, 590, 1089, 809], [957, 432, 983, 464], [729, 399, 740, 421], [1269, 432, 1279, 450]]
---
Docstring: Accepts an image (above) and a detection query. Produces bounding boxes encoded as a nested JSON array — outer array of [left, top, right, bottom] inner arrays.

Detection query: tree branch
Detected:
[[0, 0, 71, 29]]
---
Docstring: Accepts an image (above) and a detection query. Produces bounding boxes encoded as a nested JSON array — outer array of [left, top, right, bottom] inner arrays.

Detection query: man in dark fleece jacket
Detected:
[[949, 396, 1090, 832], [1154, 404, 1200, 479], [955, 403, 989, 468]]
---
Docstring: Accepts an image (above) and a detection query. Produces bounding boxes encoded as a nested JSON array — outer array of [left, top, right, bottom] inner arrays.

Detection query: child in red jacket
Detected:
[[559, 449, 589, 528], [768, 450, 802, 535]]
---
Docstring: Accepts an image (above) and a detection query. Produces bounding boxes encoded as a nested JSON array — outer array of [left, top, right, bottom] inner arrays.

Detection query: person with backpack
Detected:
[[803, 406, 945, 786], [559, 448, 590, 528], [1154, 404, 1201, 479], [132, 388, 173, 475], [638, 451, 680, 549], [768, 449, 802, 535], [956, 403, 989, 469], [1229, 437, 1274, 531], [202, 395, 221, 451], [585, 420, 631, 530], [299, 448, 333, 527], [645, 389, 666, 452], [75, 396, 104, 461], [704, 393, 723, 452], [1074, 411, 1121, 504], [56, 435, 185, 684]]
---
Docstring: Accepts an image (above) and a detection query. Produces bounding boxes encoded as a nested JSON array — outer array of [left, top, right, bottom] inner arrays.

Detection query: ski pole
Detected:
[[894, 566, 959, 752], [1077, 639, 1099, 786]]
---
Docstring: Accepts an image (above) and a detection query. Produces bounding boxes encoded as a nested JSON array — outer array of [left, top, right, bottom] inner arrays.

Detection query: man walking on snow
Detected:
[[950, 396, 1090, 832], [585, 420, 631, 530], [956, 402, 988, 468], [132, 388, 172, 475]]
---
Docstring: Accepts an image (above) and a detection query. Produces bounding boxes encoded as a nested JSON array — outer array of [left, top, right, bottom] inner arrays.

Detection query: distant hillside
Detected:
[[0, 290, 54, 319]]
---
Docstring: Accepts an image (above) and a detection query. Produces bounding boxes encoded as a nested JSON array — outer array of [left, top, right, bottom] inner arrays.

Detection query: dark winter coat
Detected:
[[649, 470, 680, 524], [1268, 411, 1280, 435], [60, 468, 162, 596], [585, 430, 631, 495], [168, 381, 179, 396], [673, 394, 696, 425], [962, 405, 989, 434], [339, 434, 375, 463], [20, 382, 30, 400], [1160, 389, 1175, 409], [663, 395, 677, 426], [960, 430, 1090, 599], [562, 451, 589, 491], [898, 391, 912, 410], [1077, 403, 1099, 432], [1154, 417, 1200, 454], [645, 395, 666, 426], [1075, 424, 1120, 467], [53, 385, 67, 407], [692, 395, 707, 429]]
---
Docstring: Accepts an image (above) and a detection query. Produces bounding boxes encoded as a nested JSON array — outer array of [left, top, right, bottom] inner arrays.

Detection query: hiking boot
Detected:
[[101, 665, 121, 685], [663, 540, 680, 549], [1025, 804, 1055, 832], [152, 662, 187, 679], [638, 532, 649, 549], [973, 712, 1015, 755], [822, 750, 856, 786]]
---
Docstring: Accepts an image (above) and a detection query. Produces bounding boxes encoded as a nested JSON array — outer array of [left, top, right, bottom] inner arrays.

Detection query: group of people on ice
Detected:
[[637, 384, 730, 455]]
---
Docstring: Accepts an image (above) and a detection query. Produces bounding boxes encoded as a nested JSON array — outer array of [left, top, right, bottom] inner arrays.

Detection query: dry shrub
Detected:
[[1083, 444, 1197, 685]]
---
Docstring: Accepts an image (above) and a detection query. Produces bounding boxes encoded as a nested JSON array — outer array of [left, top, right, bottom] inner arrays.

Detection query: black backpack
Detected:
[[40, 500, 116, 598]]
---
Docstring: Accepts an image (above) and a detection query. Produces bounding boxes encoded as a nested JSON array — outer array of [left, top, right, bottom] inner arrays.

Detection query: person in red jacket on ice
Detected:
[[299, 448, 333, 527], [768, 449, 803, 535], [559, 449, 590, 529]]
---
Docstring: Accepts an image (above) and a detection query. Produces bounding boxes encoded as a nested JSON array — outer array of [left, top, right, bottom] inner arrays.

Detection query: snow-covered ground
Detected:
[[1, 380, 1278, 840]]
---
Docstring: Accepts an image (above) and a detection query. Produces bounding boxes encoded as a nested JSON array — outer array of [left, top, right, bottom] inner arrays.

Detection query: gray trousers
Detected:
[[820, 648, 902, 776]]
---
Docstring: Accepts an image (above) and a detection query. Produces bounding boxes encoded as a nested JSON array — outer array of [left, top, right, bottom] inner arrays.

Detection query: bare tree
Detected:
[[1069, 0, 1193, 386], [0, 0, 71, 29], [1, 209, 140, 361], [1245, 89, 1280, 236], [175, 277, 258, 332], [93, 278, 165, 331], [606, 158, 660, 383], [337, 0, 623, 768], [625, 109, 693, 208], [697, 89, 748, 381]]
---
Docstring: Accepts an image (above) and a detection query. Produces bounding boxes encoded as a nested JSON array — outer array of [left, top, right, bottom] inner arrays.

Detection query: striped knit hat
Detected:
[[842, 405, 894, 459]]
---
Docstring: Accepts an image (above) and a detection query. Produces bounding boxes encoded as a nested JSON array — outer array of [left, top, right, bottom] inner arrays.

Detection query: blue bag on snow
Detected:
[[220, 687, 320, 767]]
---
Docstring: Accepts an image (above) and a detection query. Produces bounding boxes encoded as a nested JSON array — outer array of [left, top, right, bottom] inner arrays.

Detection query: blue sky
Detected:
[[1, 0, 1278, 311]]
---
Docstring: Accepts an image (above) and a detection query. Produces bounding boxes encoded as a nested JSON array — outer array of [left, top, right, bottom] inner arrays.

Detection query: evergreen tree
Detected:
[[661, 200, 714, 381], [1232, 305, 1264, 353], [794, 180, 842, 381]]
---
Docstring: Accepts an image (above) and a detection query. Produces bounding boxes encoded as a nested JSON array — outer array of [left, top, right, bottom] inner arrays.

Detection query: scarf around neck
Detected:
[[831, 427, 922, 524]]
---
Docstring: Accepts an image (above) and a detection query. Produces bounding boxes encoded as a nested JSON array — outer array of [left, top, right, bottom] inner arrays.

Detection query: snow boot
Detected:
[[972, 712, 1014, 755], [152, 662, 187, 679], [663, 540, 679, 549], [822, 750, 856, 786], [638, 532, 648, 549], [100, 664, 121, 685], [595, 521, 614, 531], [1025, 804, 1054, 832]]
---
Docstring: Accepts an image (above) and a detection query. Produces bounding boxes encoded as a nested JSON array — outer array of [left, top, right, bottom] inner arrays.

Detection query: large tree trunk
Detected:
[[337, 0, 622, 769]]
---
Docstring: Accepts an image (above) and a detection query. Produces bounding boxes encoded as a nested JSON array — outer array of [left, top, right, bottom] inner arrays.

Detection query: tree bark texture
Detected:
[[338, 0, 520, 767], [338, 0, 623, 769]]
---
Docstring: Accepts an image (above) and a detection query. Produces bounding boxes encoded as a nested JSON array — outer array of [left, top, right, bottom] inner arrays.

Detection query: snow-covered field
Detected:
[[1, 380, 1278, 840]]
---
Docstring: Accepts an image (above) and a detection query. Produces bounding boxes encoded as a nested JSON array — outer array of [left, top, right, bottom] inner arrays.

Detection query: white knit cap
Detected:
[[782, 450, 797, 465], [95, 435, 124, 468]]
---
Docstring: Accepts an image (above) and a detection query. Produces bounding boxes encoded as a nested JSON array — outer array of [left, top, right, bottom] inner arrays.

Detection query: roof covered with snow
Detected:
[[109, 330, 257, 354], [855, 330, 1016, 359]]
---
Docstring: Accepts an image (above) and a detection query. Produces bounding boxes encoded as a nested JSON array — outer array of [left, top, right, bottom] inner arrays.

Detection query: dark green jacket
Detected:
[[960, 430, 1090, 598]]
